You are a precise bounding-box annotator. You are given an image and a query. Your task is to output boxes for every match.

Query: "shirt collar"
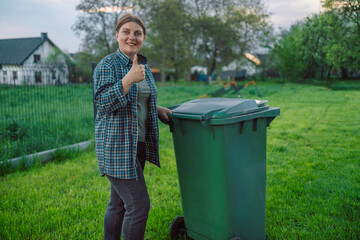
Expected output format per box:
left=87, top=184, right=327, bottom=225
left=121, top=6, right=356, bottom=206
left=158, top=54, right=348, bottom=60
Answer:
left=116, top=49, right=147, bottom=66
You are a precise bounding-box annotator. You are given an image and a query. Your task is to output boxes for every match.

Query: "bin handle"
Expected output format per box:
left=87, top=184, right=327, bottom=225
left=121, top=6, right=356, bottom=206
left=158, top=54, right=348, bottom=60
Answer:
left=200, top=110, right=220, bottom=127
left=266, top=116, right=276, bottom=126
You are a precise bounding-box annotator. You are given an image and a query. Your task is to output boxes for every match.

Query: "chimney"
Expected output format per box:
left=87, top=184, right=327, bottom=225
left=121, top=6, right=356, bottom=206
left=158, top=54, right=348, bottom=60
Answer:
left=41, top=32, right=47, bottom=39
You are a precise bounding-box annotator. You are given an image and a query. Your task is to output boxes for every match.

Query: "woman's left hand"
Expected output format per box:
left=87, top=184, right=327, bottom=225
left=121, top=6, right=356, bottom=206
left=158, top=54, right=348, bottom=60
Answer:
left=157, top=106, right=172, bottom=122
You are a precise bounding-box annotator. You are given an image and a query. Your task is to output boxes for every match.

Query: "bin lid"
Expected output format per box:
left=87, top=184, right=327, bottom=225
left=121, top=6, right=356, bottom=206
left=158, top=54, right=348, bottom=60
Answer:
left=170, top=98, right=269, bottom=122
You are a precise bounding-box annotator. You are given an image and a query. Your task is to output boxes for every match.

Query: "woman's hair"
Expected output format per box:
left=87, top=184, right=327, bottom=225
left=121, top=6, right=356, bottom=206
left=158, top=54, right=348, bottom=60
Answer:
left=115, top=13, right=146, bottom=36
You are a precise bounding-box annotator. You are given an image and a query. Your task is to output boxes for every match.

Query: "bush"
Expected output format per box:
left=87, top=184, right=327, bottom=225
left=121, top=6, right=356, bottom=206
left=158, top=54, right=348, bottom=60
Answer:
left=331, top=83, right=360, bottom=90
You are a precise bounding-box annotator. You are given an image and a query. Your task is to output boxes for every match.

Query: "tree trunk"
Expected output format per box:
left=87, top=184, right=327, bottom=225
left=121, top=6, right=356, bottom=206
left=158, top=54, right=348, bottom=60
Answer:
left=174, top=69, right=179, bottom=83
left=341, top=67, right=348, bottom=79
left=325, top=66, right=333, bottom=87
left=100, top=14, right=111, bottom=54
left=207, top=49, right=217, bottom=84
left=326, top=66, right=332, bottom=80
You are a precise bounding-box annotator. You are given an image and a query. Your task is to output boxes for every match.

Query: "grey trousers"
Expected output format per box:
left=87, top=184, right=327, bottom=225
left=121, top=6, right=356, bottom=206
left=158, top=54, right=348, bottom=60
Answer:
left=104, top=142, right=150, bottom=240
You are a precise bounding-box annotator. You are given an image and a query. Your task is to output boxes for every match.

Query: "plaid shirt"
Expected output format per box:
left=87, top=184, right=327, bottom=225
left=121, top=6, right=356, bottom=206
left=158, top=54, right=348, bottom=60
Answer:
left=93, top=49, right=160, bottom=179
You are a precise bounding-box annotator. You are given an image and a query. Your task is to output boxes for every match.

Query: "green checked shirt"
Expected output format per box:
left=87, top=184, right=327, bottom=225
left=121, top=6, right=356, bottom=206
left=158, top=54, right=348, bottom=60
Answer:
left=93, top=49, right=160, bottom=179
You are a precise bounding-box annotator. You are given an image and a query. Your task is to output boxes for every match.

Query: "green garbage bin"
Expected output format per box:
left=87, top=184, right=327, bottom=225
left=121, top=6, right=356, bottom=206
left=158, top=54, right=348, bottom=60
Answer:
left=168, top=98, right=280, bottom=240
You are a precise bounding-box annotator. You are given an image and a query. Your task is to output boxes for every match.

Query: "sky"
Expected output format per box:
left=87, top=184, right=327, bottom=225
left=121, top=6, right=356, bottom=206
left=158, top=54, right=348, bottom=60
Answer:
left=0, top=0, right=322, bottom=53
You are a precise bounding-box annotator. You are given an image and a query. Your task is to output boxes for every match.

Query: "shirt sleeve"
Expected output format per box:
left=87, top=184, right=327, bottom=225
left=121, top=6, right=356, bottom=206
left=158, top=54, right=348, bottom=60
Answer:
left=93, top=61, right=130, bottom=114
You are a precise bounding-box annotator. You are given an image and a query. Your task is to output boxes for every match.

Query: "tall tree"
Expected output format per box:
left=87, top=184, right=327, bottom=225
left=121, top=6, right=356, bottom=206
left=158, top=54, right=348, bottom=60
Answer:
left=72, top=0, right=272, bottom=84
left=322, top=0, right=360, bottom=76
left=271, top=24, right=305, bottom=82
left=322, top=0, right=360, bottom=33
left=299, top=14, right=332, bottom=80
left=138, top=0, right=195, bottom=83
left=271, top=15, right=335, bottom=82
left=270, top=7, right=360, bottom=82
left=72, top=0, right=133, bottom=55
left=138, top=0, right=271, bottom=83
left=184, top=0, right=272, bottom=83
left=46, top=48, right=75, bottom=82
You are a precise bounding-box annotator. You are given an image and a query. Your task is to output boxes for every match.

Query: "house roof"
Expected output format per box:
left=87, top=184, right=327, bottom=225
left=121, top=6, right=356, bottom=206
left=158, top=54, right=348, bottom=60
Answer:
left=0, top=33, right=56, bottom=65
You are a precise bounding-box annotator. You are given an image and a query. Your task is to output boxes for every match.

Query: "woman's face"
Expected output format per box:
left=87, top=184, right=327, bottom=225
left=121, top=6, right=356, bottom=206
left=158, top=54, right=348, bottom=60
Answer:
left=116, top=21, right=145, bottom=60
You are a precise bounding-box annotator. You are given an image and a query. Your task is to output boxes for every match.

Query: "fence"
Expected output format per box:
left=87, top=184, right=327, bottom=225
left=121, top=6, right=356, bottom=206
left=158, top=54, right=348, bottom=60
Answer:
left=0, top=62, right=69, bottom=86
left=0, top=64, right=94, bottom=162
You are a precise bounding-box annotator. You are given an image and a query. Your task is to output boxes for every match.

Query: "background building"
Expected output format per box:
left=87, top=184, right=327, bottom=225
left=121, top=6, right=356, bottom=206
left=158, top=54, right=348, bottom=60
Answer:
left=0, top=33, right=69, bottom=85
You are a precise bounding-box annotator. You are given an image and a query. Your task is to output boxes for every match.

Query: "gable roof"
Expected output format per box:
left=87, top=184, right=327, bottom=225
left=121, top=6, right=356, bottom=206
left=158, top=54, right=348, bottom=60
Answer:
left=0, top=33, right=56, bottom=65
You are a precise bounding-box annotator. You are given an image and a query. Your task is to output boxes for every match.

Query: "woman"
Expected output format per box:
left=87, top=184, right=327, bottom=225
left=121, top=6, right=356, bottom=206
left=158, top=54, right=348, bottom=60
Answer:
left=93, top=13, right=171, bottom=240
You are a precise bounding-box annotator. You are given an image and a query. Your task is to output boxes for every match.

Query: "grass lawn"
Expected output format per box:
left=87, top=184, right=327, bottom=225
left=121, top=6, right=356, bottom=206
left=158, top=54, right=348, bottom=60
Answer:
left=0, top=84, right=94, bottom=162
left=0, top=81, right=359, bottom=239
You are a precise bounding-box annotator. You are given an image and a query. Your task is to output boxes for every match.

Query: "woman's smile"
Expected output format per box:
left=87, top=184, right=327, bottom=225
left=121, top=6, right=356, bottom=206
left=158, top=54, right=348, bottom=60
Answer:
left=116, top=22, right=144, bottom=60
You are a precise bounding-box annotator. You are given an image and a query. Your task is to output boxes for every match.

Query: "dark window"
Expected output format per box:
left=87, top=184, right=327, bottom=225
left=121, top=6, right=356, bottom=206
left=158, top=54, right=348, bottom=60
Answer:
left=3, top=71, right=7, bottom=82
left=34, top=55, right=41, bottom=63
left=13, top=71, right=18, bottom=81
left=35, top=72, right=42, bottom=83
left=52, top=70, right=56, bottom=79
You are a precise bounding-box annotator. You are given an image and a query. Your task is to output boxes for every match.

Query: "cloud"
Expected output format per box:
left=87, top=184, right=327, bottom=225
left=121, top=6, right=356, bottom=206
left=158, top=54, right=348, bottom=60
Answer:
left=267, top=0, right=322, bottom=29
left=0, top=0, right=81, bottom=52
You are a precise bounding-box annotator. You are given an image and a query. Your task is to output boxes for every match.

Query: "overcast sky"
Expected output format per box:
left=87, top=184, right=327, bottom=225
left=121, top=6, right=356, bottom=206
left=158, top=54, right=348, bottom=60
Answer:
left=0, top=0, right=322, bottom=53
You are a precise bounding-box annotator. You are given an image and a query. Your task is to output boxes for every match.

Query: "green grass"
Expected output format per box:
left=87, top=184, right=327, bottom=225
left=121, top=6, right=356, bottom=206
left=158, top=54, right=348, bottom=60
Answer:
left=0, top=82, right=359, bottom=239
left=0, top=84, right=94, bottom=162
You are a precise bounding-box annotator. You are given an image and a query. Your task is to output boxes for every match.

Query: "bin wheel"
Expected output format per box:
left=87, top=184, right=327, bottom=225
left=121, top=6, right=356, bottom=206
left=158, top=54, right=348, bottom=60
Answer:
left=170, top=216, right=188, bottom=240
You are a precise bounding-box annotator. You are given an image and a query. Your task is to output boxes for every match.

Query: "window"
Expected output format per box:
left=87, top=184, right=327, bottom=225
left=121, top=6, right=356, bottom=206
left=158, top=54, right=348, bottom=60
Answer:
left=3, top=71, right=7, bottom=82
left=51, top=70, right=56, bottom=79
left=35, top=71, right=42, bottom=83
left=34, top=55, right=41, bottom=63
left=13, top=71, right=18, bottom=81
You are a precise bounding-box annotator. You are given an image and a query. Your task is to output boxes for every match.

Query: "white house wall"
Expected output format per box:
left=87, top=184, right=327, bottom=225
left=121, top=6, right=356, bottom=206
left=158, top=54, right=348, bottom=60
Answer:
left=24, top=41, right=69, bottom=85
left=1, top=65, right=23, bottom=85
left=222, top=60, right=257, bottom=76
left=23, top=40, right=53, bottom=65
left=1, top=34, right=70, bottom=85
left=20, top=40, right=69, bottom=85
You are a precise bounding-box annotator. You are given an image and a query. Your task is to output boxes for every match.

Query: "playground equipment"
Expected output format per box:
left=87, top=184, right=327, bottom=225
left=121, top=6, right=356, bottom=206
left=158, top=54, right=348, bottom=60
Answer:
left=199, top=80, right=262, bottom=98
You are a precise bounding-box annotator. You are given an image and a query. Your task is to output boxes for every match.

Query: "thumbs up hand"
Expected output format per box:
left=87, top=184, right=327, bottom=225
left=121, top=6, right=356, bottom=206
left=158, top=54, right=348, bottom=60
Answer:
left=121, top=54, right=146, bottom=94
left=128, top=54, right=145, bottom=84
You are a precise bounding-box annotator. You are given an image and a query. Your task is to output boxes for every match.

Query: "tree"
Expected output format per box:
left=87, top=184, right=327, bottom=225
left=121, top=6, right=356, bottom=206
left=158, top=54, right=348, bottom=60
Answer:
left=298, top=14, right=333, bottom=80
left=271, top=14, right=337, bottom=82
left=138, top=0, right=195, bottom=83
left=322, top=0, right=360, bottom=76
left=270, top=7, right=360, bottom=82
left=72, top=50, right=97, bottom=83
left=270, top=24, right=305, bottom=82
left=72, top=0, right=133, bottom=56
left=227, top=5, right=273, bottom=78
left=322, top=0, right=360, bottom=33
left=46, top=47, right=74, bottom=83
left=138, top=0, right=272, bottom=84
left=184, top=0, right=272, bottom=83
left=72, top=0, right=272, bottom=84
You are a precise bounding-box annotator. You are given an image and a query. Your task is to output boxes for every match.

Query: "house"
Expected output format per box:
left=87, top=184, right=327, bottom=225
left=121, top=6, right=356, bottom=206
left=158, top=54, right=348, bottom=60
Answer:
left=0, top=33, right=69, bottom=85
left=221, top=53, right=263, bottom=80
left=190, top=53, right=264, bottom=82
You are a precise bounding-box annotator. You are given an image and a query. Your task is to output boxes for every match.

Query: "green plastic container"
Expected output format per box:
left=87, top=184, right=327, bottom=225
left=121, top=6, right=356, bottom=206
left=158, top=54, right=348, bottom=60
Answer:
left=168, top=98, right=280, bottom=240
